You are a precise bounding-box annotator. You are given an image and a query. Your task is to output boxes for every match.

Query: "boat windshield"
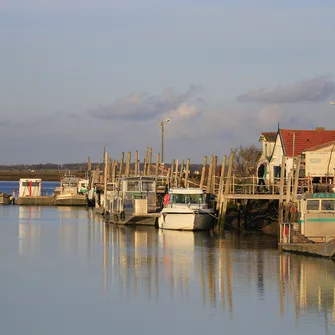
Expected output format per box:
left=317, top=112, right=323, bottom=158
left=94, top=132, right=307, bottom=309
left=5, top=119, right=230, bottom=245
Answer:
left=172, top=193, right=205, bottom=204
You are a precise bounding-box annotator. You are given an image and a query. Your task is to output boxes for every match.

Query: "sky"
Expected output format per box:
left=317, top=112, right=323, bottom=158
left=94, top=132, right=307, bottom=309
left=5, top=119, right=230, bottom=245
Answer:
left=1, top=1, right=335, bottom=164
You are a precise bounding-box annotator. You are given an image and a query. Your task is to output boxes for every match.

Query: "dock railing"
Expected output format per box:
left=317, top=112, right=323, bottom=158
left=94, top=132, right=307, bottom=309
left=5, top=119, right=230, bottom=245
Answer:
left=215, top=175, right=313, bottom=196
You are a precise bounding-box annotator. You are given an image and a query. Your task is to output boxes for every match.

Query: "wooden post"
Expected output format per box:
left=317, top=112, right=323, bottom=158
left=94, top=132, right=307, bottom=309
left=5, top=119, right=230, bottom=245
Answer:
left=174, top=159, right=179, bottom=188
left=112, top=160, right=117, bottom=183
left=143, top=146, right=148, bottom=176
left=135, top=151, right=139, bottom=176
left=217, top=155, right=226, bottom=204
left=119, top=152, right=124, bottom=178
left=155, top=153, right=160, bottom=178
left=170, top=159, right=175, bottom=185
left=212, top=156, right=217, bottom=194
left=179, top=160, right=185, bottom=188
left=184, top=159, right=190, bottom=188
left=207, top=155, right=214, bottom=194
left=88, top=156, right=91, bottom=171
left=103, top=151, right=109, bottom=214
left=285, top=171, right=292, bottom=222
left=125, top=151, right=131, bottom=177
left=147, top=147, right=152, bottom=176
left=278, top=155, right=286, bottom=240
left=220, top=152, right=234, bottom=225
left=200, top=156, right=207, bottom=190
left=292, top=156, right=301, bottom=200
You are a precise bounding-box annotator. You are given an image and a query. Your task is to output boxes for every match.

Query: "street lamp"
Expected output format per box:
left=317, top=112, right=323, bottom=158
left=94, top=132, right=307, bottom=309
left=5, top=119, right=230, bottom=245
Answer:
left=160, top=119, right=170, bottom=164
left=330, top=101, right=335, bottom=105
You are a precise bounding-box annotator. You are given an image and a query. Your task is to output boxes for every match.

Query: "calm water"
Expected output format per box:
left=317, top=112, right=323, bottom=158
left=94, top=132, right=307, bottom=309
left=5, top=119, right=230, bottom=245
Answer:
left=0, top=180, right=59, bottom=197
left=0, top=205, right=335, bottom=335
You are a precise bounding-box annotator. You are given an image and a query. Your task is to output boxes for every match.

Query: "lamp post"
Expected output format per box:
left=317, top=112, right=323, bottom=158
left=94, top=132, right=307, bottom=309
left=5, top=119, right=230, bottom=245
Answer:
left=330, top=101, right=335, bottom=105
left=160, top=119, right=170, bottom=165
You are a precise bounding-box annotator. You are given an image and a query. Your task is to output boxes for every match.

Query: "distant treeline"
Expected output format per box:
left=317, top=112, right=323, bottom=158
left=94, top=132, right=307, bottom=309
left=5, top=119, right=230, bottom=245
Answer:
left=0, top=162, right=205, bottom=172
left=0, top=163, right=97, bottom=171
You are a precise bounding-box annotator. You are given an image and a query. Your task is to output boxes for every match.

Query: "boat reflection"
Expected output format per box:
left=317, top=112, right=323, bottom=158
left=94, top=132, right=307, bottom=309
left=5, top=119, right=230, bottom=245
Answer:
left=280, top=253, right=335, bottom=326
left=18, top=206, right=41, bottom=255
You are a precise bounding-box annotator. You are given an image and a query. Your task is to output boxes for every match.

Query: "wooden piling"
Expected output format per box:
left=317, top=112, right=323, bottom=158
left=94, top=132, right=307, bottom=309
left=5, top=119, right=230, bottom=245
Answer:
left=220, top=152, right=234, bottom=224
left=170, top=159, right=175, bottom=184
left=278, top=155, right=286, bottom=239
left=174, top=159, right=179, bottom=188
left=125, top=151, right=131, bottom=177
left=200, top=156, right=207, bottom=190
left=217, top=155, right=226, bottom=204
left=292, top=156, right=301, bottom=200
left=207, top=156, right=214, bottom=194
left=119, top=152, right=124, bottom=178
left=155, top=153, right=160, bottom=178
left=88, top=156, right=91, bottom=171
left=135, top=151, right=139, bottom=176
left=184, top=159, right=190, bottom=188
left=147, top=147, right=152, bottom=176
left=212, top=156, right=217, bottom=194
left=103, top=151, right=109, bottom=214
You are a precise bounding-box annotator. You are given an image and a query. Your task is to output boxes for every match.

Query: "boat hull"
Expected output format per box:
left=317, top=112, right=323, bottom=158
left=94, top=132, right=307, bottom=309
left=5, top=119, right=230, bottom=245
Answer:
left=55, top=194, right=88, bottom=206
left=158, top=210, right=216, bottom=231
left=0, top=193, right=13, bottom=205
left=106, top=212, right=159, bottom=226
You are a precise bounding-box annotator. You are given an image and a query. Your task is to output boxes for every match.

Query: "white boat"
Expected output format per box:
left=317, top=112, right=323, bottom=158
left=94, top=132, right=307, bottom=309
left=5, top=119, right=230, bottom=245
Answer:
left=158, top=188, right=217, bottom=231
left=105, top=176, right=159, bottom=225
left=55, top=175, right=88, bottom=206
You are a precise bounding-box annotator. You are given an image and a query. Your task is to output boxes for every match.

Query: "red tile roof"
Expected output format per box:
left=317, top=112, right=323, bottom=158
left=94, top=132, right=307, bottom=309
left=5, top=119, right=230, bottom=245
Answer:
left=280, top=129, right=335, bottom=157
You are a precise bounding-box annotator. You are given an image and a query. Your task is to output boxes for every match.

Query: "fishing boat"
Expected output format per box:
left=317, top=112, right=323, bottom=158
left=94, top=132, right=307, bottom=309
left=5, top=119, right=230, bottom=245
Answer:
left=55, top=175, right=88, bottom=206
left=279, top=192, right=335, bottom=257
left=158, top=188, right=217, bottom=231
left=0, top=192, right=13, bottom=205
left=105, top=176, right=159, bottom=225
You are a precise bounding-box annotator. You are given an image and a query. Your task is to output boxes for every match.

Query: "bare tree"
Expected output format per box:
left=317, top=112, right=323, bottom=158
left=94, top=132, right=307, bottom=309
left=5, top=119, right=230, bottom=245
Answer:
left=231, top=144, right=261, bottom=177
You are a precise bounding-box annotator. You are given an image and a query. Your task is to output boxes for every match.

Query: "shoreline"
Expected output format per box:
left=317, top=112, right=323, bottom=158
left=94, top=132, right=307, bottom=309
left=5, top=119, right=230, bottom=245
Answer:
left=0, top=170, right=88, bottom=182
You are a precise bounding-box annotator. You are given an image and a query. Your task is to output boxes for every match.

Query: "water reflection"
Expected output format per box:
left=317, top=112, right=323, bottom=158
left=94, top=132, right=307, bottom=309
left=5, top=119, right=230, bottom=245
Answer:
left=11, top=207, right=335, bottom=333
left=281, top=254, right=335, bottom=329
left=18, top=207, right=41, bottom=255
left=101, top=225, right=335, bottom=330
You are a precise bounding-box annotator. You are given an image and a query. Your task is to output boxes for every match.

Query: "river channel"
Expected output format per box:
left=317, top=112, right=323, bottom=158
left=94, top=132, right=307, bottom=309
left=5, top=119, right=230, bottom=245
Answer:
left=0, top=205, right=334, bottom=335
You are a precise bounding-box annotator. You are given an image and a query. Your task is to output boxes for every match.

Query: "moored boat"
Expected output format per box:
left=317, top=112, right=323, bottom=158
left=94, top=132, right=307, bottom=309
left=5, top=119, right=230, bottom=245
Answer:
left=158, top=188, right=217, bottom=231
left=0, top=192, right=13, bottom=205
left=55, top=175, right=88, bottom=206
left=105, top=176, right=159, bottom=225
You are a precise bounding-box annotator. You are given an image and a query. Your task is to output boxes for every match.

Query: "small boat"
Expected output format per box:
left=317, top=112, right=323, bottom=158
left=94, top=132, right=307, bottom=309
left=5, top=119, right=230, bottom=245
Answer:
left=55, top=175, right=88, bottom=206
left=0, top=192, right=13, bottom=205
left=279, top=192, right=335, bottom=258
left=105, top=176, right=159, bottom=225
left=158, top=188, right=217, bottom=231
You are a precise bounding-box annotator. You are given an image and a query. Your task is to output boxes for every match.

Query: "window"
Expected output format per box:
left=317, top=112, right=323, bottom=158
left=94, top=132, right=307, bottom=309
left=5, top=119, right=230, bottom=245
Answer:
left=321, top=200, right=335, bottom=211
left=142, top=181, right=155, bottom=192
left=127, top=181, right=140, bottom=192
left=189, top=194, right=205, bottom=204
left=306, top=200, right=320, bottom=211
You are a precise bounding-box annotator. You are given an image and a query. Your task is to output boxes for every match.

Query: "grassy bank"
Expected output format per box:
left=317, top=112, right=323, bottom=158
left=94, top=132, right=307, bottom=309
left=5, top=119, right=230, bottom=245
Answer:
left=0, top=170, right=88, bottom=181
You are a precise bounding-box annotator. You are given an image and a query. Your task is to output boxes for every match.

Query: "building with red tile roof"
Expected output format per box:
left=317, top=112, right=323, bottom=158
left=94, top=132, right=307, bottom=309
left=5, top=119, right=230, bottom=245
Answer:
left=279, top=128, right=335, bottom=157
left=267, top=127, right=335, bottom=181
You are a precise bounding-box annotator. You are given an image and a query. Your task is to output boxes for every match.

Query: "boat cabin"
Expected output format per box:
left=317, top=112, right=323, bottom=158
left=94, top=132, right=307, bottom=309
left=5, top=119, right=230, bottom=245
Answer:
left=165, top=188, right=208, bottom=209
left=298, top=192, right=335, bottom=241
left=107, top=176, right=157, bottom=215
left=78, top=179, right=89, bottom=194
left=19, top=179, right=42, bottom=197
left=61, top=176, right=79, bottom=195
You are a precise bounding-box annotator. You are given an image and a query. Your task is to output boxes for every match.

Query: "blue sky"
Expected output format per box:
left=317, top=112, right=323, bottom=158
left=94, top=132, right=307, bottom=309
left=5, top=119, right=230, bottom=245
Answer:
left=1, top=1, right=335, bottom=164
